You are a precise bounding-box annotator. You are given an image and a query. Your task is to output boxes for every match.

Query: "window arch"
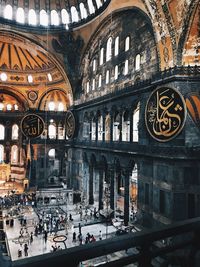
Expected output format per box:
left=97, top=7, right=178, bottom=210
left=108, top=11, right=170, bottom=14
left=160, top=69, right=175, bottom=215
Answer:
left=11, top=145, right=18, bottom=164
left=133, top=104, right=140, bottom=142
left=96, top=0, right=102, bottom=8
left=113, top=113, right=120, bottom=141
left=98, top=115, right=103, bottom=141
left=91, top=117, right=96, bottom=141
left=98, top=75, right=102, bottom=88
left=114, top=36, right=119, bottom=56
left=58, top=102, right=64, bottom=111
left=122, top=111, right=130, bottom=141
left=61, top=9, right=70, bottom=25
left=48, top=121, right=56, bottom=139
left=86, top=81, right=90, bottom=93
left=4, top=5, right=13, bottom=20
left=12, top=124, right=19, bottom=140
left=100, top=48, right=104, bottom=65
left=58, top=123, right=65, bottom=139
left=71, top=6, right=79, bottom=22
left=40, top=10, right=48, bottom=26
left=106, top=37, right=112, bottom=62
left=0, top=125, right=5, bottom=140
left=93, top=59, right=96, bottom=72
left=51, top=10, right=59, bottom=25
left=114, top=65, right=119, bottom=80
left=80, top=3, right=87, bottom=19
left=124, top=60, right=129, bottom=75
left=135, top=54, right=141, bottom=70
left=48, top=102, right=55, bottom=111
left=16, top=8, right=25, bottom=23
left=28, top=9, right=37, bottom=25
left=125, top=36, right=130, bottom=51
left=88, top=0, right=95, bottom=14
left=0, top=145, right=4, bottom=163
left=105, top=114, right=110, bottom=141
left=92, top=78, right=96, bottom=90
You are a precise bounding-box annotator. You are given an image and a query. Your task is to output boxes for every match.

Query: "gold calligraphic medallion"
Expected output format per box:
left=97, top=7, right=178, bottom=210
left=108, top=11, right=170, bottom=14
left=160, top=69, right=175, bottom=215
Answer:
left=145, top=87, right=186, bottom=142
left=21, top=114, right=44, bottom=138
left=65, top=111, right=75, bottom=139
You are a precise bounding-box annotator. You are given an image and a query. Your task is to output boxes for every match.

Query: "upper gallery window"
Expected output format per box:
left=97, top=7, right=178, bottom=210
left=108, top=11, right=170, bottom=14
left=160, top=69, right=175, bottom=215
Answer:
left=125, top=36, right=130, bottom=51
left=28, top=9, right=37, bottom=25
left=86, top=81, right=90, bottom=93
left=135, top=54, right=141, bottom=70
left=12, top=124, right=19, bottom=140
left=88, top=0, right=95, bottom=14
left=51, top=10, right=59, bottom=25
left=106, top=70, right=110, bottom=84
left=106, top=37, right=112, bottom=62
left=61, top=9, right=70, bottom=25
left=98, top=75, right=102, bottom=88
left=11, top=145, right=18, bottom=164
left=124, top=60, right=129, bottom=75
left=114, top=36, right=119, bottom=56
left=4, top=5, right=13, bottom=20
left=40, top=10, right=48, bottom=26
left=47, top=73, right=52, bottom=82
left=100, top=48, right=104, bottom=65
left=80, top=3, right=88, bottom=19
left=48, top=102, right=55, bottom=111
left=0, top=103, right=4, bottom=110
left=114, top=65, right=119, bottom=80
left=28, top=75, right=33, bottom=83
left=71, top=6, right=79, bottom=23
left=7, top=104, right=12, bottom=111
left=93, top=59, right=96, bottom=72
left=48, top=121, right=56, bottom=139
left=92, top=78, right=96, bottom=90
left=0, top=125, right=5, bottom=140
left=16, top=8, right=25, bottom=24
left=58, top=102, right=64, bottom=111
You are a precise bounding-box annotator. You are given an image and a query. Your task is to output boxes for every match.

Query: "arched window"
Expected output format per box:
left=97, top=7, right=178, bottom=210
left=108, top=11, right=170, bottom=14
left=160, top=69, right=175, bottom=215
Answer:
left=80, top=3, right=87, bottom=19
left=0, top=125, right=5, bottom=140
left=86, top=81, right=90, bottom=93
left=48, top=121, right=56, bottom=139
left=114, top=65, right=119, bottom=80
left=125, top=36, right=130, bottom=51
left=12, top=124, right=19, bottom=140
left=40, top=10, right=48, bottom=26
left=28, top=9, right=37, bottom=25
left=14, top=104, right=18, bottom=111
left=135, top=54, right=141, bottom=71
left=106, top=37, right=112, bottom=62
left=88, top=0, right=95, bottom=14
left=133, top=105, right=140, bottom=142
left=92, top=78, right=95, bottom=90
left=105, top=114, right=110, bottom=141
left=114, top=36, right=119, bottom=56
left=91, top=118, right=96, bottom=141
left=98, top=75, right=102, bottom=88
left=48, top=149, right=55, bottom=158
left=58, top=102, right=64, bottom=111
left=71, top=6, right=79, bottom=22
left=98, top=115, right=103, bottom=141
left=48, top=102, right=55, bottom=111
left=100, top=48, right=104, bottom=65
left=113, top=113, right=120, bottom=141
left=4, top=5, right=13, bottom=20
left=51, top=10, right=59, bottom=25
left=124, top=60, right=129, bottom=75
left=106, top=70, right=110, bottom=84
left=11, top=145, right=18, bottom=164
left=96, top=0, right=102, bottom=8
left=16, top=8, right=25, bottom=24
left=6, top=104, right=12, bottom=111
left=0, top=103, right=4, bottom=111
left=61, top=9, right=70, bottom=25
left=93, top=59, right=96, bottom=72
left=122, top=111, right=130, bottom=141
left=58, top=123, right=65, bottom=139
left=0, top=145, right=4, bottom=163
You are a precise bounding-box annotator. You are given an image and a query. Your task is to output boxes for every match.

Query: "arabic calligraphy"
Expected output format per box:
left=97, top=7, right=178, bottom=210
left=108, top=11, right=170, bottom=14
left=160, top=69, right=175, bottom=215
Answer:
left=66, top=111, right=75, bottom=139
left=145, top=87, right=186, bottom=142
left=21, top=114, right=45, bottom=138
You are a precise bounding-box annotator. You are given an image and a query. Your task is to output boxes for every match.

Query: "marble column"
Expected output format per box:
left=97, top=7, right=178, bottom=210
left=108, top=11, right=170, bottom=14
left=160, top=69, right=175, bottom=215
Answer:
left=124, top=169, right=130, bottom=226
left=99, top=168, right=104, bottom=210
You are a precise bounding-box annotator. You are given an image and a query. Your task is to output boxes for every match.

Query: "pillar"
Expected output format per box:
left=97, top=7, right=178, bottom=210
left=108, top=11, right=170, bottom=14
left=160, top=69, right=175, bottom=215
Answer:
left=119, top=112, right=123, bottom=142
left=130, top=110, right=133, bottom=142
left=89, top=164, right=94, bottom=205
left=124, top=169, right=131, bottom=226
left=99, top=168, right=104, bottom=210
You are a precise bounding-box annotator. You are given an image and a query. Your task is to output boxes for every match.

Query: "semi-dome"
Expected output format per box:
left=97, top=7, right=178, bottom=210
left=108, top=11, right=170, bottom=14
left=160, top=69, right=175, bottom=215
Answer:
left=0, top=0, right=110, bottom=30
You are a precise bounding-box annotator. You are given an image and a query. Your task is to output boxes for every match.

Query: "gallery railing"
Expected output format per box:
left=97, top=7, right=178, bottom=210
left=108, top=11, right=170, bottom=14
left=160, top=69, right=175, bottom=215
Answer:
left=12, top=216, right=200, bottom=267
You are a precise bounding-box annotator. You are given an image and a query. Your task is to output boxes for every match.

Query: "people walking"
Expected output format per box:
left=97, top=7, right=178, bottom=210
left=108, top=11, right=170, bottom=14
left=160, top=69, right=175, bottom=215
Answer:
left=24, top=243, right=28, bottom=256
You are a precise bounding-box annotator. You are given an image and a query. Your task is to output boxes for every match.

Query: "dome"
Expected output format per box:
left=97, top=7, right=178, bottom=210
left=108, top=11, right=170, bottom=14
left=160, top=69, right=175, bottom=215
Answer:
left=0, top=0, right=110, bottom=30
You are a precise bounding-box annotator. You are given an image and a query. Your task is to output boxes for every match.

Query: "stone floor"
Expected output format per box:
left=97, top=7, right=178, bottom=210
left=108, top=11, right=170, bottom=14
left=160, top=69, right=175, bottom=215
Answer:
left=2, top=203, right=138, bottom=266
